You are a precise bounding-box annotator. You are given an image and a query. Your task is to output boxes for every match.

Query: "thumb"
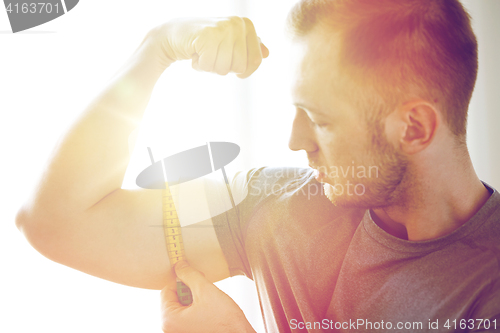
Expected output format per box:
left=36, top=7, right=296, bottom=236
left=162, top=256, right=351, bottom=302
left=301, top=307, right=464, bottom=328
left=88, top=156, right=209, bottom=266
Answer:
left=160, top=283, right=183, bottom=313
left=174, top=261, right=210, bottom=295
left=257, top=37, right=269, bottom=59
left=260, top=43, right=269, bottom=59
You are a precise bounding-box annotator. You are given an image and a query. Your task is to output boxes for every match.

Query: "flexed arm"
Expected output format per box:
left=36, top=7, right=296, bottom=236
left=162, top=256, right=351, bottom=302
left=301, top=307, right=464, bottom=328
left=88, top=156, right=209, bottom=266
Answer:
left=15, top=17, right=268, bottom=290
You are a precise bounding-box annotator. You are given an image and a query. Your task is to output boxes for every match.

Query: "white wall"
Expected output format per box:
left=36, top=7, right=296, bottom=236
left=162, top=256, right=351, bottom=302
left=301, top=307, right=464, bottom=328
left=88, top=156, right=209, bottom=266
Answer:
left=462, top=0, right=500, bottom=190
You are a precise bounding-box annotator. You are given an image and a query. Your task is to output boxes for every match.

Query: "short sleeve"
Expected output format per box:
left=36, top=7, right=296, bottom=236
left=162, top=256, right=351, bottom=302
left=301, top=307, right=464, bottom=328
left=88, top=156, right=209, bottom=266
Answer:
left=211, top=167, right=266, bottom=278
left=211, top=166, right=315, bottom=279
left=470, top=278, right=500, bottom=332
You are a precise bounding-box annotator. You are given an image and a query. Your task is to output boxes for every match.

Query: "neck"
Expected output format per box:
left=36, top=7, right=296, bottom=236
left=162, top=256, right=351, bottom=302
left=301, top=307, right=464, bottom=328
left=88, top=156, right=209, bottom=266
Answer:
left=371, top=150, right=491, bottom=241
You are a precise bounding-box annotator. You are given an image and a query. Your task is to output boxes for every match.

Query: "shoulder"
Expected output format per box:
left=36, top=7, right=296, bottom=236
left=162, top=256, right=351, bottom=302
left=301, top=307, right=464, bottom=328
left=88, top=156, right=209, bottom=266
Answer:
left=242, top=166, right=315, bottom=196
left=470, top=183, right=500, bottom=249
left=226, top=166, right=316, bottom=215
left=234, top=166, right=356, bottom=226
left=462, top=183, right=500, bottom=289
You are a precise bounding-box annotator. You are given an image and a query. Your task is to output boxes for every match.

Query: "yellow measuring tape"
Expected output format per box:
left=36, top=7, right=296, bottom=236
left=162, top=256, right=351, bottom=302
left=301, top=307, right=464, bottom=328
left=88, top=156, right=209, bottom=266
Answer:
left=162, top=183, right=193, bottom=306
left=147, top=144, right=238, bottom=307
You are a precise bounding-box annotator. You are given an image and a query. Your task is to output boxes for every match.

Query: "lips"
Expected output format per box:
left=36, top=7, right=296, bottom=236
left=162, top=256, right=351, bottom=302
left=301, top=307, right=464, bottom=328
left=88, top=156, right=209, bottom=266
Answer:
left=309, top=162, right=327, bottom=182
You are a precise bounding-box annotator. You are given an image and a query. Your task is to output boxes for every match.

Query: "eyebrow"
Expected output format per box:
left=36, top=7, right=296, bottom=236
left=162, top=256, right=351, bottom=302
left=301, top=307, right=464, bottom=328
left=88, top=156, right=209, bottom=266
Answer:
left=293, top=103, right=327, bottom=116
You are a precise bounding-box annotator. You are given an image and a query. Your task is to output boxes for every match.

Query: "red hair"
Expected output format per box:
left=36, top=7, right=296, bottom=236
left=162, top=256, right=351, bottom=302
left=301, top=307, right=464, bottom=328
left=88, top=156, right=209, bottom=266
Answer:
left=287, top=0, right=478, bottom=140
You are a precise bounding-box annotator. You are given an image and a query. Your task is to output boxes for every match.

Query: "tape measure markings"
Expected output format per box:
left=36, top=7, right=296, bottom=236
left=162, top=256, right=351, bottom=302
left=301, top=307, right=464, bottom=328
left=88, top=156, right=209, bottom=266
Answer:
left=162, top=183, right=192, bottom=305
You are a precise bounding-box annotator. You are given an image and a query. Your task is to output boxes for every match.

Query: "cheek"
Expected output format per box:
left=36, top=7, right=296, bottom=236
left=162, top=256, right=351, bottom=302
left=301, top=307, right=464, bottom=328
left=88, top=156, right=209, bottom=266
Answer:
left=383, top=111, right=403, bottom=146
left=316, top=131, right=339, bottom=161
left=318, top=128, right=368, bottom=164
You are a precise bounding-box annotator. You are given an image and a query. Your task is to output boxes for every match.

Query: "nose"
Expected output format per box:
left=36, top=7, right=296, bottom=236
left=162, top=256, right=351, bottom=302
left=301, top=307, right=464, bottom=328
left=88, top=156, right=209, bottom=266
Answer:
left=288, top=108, right=318, bottom=153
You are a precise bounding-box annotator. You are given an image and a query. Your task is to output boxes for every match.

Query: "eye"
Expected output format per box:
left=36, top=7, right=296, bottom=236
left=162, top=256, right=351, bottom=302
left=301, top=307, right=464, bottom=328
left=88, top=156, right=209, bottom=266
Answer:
left=299, top=107, right=330, bottom=128
left=310, top=120, right=329, bottom=128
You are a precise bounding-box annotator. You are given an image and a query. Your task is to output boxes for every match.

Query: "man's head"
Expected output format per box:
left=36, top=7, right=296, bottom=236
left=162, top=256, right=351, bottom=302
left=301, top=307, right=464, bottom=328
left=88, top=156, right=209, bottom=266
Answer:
left=286, top=0, right=478, bottom=208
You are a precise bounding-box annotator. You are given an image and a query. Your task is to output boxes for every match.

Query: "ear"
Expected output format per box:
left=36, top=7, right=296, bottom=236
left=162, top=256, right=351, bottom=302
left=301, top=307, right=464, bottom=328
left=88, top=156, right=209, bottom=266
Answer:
left=391, top=100, right=440, bottom=155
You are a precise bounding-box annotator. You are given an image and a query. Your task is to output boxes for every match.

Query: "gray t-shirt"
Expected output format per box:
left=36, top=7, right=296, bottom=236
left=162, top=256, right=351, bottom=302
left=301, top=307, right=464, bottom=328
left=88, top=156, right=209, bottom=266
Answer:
left=212, top=167, right=500, bottom=332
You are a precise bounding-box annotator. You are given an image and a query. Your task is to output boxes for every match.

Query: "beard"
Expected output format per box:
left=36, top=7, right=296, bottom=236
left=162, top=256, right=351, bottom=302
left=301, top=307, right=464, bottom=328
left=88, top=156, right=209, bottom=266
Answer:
left=323, top=125, right=409, bottom=209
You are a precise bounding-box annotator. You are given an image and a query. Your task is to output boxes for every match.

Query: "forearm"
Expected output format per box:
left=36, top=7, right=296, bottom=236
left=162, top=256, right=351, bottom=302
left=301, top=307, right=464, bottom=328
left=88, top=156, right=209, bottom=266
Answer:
left=18, top=34, right=170, bottom=224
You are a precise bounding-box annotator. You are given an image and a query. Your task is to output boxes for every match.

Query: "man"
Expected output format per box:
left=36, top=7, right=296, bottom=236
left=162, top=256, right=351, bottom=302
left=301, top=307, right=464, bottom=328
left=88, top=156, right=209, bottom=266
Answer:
left=16, top=0, right=499, bottom=332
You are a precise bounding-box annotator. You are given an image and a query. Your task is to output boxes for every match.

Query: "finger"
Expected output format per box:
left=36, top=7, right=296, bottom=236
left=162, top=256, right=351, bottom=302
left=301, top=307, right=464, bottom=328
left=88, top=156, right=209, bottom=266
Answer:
left=213, top=38, right=233, bottom=76
left=230, top=30, right=247, bottom=74
left=174, top=261, right=211, bottom=296
left=160, top=284, right=183, bottom=313
left=193, top=35, right=218, bottom=72
left=260, top=42, right=270, bottom=59
left=237, top=17, right=263, bottom=79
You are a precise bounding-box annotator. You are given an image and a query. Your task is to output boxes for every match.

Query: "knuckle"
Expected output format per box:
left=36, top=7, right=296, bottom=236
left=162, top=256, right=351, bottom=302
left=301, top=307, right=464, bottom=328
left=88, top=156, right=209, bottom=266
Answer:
left=177, top=265, right=191, bottom=276
left=229, top=16, right=244, bottom=30
left=242, top=17, right=255, bottom=29
left=215, top=18, right=232, bottom=31
left=185, top=268, right=199, bottom=279
left=229, top=16, right=242, bottom=24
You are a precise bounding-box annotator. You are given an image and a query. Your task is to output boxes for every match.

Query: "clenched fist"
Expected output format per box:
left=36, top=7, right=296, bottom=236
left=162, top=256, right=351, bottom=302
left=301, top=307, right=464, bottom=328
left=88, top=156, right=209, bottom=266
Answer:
left=145, top=17, right=269, bottom=78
